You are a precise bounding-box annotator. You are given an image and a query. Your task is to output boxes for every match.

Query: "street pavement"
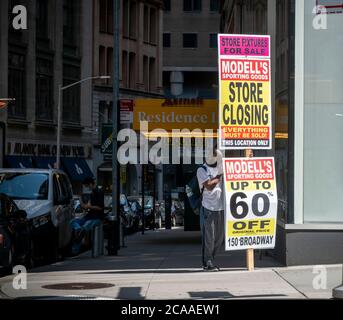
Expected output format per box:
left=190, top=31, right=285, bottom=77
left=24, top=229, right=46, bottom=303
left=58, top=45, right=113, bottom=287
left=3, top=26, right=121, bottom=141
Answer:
left=0, top=228, right=341, bottom=300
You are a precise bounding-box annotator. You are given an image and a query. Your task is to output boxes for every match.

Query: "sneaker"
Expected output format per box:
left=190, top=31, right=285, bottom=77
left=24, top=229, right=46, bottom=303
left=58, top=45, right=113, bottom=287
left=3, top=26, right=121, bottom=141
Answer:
left=203, top=265, right=218, bottom=272
left=204, top=261, right=219, bottom=272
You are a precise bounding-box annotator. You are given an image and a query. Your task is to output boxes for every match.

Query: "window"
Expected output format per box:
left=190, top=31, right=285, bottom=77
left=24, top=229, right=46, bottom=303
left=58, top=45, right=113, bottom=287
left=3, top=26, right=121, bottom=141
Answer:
left=149, top=58, right=156, bottom=92
left=163, top=0, right=171, bottom=11
left=107, top=0, right=113, bottom=33
left=0, top=173, right=49, bottom=200
left=8, top=52, right=26, bottom=119
left=122, top=51, right=128, bottom=88
left=129, top=1, right=137, bottom=39
left=123, top=0, right=129, bottom=37
left=143, top=5, right=158, bottom=44
left=210, top=0, right=220, bottom=12
left=36, top=58, right=53, bottom=121
left=183, top=0, right=202, bottom=12
left=100, top=0, right=113, bottom=34
left=209, top=33, right=217, bottom=48
left=36, top=0, right=48, bottom=39
left=123, top=1, right=137, bottom=39
left=302, top=0, right=343, bottom=223
left=143, top=55, right=149, bottom=91
left=99, top=46, right=106, bottom=77
left=163, top=33, right=171, bottom=48
left=129, top=52, right=136, bottom=89
left=183, top=33, right=198, bottom=48
left=143, top=6, right=149, bottom=42
left=100, top=0, right=107, bottom=32
left=63, top=64, right=80, bottom=124
left=63, top=0, right=76, bottom=45
left=149, top=8, right=157, bottom=44
left=107, top=48, right=113, bottom=85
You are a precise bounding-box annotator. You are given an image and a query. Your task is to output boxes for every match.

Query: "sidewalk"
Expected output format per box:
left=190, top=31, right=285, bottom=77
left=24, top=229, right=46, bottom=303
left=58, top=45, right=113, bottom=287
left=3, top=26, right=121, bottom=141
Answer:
left=0, top=228, right=341, bottom=300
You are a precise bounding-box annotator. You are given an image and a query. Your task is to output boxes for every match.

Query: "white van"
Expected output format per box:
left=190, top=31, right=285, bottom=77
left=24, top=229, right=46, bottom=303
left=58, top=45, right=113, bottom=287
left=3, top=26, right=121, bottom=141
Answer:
left=0, top=169, right=74, bottom=261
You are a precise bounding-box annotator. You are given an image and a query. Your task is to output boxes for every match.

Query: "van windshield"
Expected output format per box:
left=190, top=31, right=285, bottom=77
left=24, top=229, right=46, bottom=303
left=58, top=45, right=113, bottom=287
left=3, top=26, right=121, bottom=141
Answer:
left=0, top=173, right=49, bottom=200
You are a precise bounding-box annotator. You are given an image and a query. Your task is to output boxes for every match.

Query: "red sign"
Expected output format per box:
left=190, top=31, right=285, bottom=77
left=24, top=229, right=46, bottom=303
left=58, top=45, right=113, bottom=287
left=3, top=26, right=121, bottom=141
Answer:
left=224, top=158, right=275, bottom=181
left=316, top=0, right=343, bottom=13
left=120, top=99, right=133, bottom=124
left=220, top=59, right=270, bottom=82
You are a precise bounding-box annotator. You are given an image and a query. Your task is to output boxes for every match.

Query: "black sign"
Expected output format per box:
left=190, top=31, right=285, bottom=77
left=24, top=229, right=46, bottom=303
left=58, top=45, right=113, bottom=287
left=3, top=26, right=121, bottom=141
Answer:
left=8, top=142, right=87, bottom=158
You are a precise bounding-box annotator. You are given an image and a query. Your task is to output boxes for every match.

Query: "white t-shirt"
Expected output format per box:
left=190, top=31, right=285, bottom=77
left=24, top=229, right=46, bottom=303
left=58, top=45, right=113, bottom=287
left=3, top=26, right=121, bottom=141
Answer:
left=197, top=163, right=224, bottom=211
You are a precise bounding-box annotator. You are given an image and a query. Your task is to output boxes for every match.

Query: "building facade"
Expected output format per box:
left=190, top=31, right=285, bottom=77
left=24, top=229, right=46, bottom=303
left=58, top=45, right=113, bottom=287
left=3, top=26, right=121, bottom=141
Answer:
left=221, top=0, right=343, bottom=265
left=0, top=0, right=95, bottom=193
left=163, top=0, right=221, bottom=99
left=91, top=0, right=164, bottom=198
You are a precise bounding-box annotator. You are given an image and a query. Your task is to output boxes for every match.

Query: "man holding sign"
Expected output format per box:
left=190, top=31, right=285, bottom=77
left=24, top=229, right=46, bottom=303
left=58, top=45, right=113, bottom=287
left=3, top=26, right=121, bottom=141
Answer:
left=197, top=147, right=225, bottom=272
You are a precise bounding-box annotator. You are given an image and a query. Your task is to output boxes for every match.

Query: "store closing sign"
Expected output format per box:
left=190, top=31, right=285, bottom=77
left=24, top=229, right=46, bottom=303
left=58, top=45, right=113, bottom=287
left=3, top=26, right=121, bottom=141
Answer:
left=223, top=157, right=278, bottom=251
left=218, top=34, right=272, bottom=150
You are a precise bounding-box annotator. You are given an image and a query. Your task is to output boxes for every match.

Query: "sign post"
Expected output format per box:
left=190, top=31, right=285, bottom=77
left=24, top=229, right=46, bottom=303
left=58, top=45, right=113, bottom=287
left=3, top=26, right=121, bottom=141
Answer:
left=218, top=34, right=275, bottom=271
left=218, top=34, right=272, bottom=150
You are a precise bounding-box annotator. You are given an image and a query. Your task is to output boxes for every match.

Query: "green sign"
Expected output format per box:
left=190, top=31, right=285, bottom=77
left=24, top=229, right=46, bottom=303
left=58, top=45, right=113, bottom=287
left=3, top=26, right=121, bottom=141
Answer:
left=101, top=124, right=113, bottom=154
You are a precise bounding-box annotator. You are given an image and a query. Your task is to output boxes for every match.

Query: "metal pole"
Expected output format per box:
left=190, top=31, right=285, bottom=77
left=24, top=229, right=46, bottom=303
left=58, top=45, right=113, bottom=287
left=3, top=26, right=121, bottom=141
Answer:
left=56, top=85, right=62, bottom=169
left=153, top=165, right=156, bottom=230
left=141, top=164, right=145, bottom=235
left=109, top=0, right=120, bottom=255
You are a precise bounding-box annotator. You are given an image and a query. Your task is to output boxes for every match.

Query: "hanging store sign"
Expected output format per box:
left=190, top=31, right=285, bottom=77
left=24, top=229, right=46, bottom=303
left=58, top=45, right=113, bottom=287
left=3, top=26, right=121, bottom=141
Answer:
left=133, top=99, right=218, bottom=131
left=223, top=157, right=278, bottom=251
left=218, top=34, right=272, bottom=150
left=120, top=99, right=134, bottom=124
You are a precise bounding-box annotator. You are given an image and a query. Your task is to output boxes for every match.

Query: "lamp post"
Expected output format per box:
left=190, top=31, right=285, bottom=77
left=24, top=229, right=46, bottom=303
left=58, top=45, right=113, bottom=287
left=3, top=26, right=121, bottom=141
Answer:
left=107, top=0, right=121, bottom=256
left=56, top=76, right=110, bottom=169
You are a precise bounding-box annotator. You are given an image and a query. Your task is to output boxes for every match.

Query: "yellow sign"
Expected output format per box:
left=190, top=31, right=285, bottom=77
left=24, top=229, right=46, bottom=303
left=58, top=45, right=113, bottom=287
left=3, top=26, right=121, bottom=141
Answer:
left=133, top=99, right=218, bottom=132
left=223, top=157, right=278, bottom=251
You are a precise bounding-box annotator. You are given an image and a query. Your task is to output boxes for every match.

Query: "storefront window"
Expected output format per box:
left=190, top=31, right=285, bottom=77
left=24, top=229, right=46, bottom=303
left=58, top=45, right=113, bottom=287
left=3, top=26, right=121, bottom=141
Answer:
left=303, top=0, right=343, bottom=223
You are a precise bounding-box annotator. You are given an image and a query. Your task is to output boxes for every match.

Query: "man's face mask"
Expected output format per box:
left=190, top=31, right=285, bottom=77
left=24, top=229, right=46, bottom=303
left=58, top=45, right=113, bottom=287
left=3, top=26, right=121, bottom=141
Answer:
left=205, top=149, right=218, bottom=167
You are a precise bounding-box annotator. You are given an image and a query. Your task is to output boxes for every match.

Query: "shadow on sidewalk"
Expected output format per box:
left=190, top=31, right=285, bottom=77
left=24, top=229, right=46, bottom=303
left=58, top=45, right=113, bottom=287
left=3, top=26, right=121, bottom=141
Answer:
left=29, top=229, right=283, bottom=274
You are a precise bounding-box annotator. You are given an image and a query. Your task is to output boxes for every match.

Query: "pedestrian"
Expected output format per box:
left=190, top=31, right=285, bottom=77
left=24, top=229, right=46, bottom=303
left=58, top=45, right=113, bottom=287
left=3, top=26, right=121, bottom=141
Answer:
left=70, top=177, right=105, bottom=255
left=197, top=146, right=224, bottom=271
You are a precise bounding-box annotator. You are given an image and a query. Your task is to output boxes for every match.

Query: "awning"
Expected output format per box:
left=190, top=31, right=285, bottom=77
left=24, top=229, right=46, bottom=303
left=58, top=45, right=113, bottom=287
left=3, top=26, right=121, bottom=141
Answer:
left=33, top=157, right=56, bottom=169
left=61, top=157, right=94, bottom=183
left=4, top=156, right=33, bottom=168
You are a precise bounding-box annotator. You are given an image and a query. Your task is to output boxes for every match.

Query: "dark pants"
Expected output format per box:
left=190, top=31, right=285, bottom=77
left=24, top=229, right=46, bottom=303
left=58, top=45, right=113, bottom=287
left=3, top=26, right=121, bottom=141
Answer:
left=201, top=207, right=225, bottom=267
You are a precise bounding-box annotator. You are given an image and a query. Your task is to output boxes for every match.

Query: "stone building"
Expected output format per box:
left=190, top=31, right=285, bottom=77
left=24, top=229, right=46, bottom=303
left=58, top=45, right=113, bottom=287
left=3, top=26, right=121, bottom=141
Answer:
left=0, top=0, right=95, bottom=193
left=91, top=0, right=164, bottom=197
